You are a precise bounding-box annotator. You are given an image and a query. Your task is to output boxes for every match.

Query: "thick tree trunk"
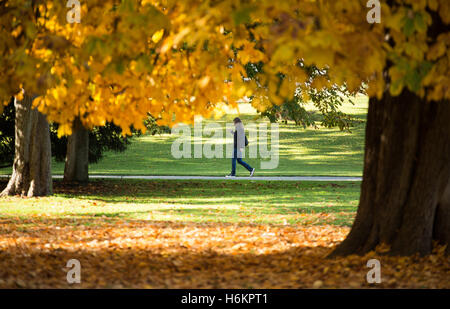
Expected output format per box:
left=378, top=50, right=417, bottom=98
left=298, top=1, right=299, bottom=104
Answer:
left=0, top=96, right=52, bottom=197
left=330, top=90, right=450, bottom=257
left=63, top=117, right=89, bottom=182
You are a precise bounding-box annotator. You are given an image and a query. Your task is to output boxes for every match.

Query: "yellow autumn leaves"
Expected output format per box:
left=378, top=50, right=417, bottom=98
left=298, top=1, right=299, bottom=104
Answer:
left=1, top=0, right=449, bottom=136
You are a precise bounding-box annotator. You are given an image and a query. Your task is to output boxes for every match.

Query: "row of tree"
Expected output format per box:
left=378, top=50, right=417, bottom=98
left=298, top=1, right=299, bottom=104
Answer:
left=0, top=97, right=128, bottom=179
left=0, top=97, right=169, bottom=188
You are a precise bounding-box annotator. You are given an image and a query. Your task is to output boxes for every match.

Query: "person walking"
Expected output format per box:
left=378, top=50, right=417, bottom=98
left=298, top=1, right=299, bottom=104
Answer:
left=226, top=117, right=255, bottom=177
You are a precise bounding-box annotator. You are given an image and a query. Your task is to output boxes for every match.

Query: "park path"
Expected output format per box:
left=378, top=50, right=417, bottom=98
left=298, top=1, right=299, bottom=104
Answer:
left=1, top=175, right=361, bottom=181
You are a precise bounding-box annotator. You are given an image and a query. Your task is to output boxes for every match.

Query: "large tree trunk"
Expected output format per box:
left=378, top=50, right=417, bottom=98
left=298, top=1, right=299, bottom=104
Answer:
left=0, top=96, right=52, bottom=197
left=330, top=90, right=450, bottom=257
left=63, top=117, right=89, bottom=182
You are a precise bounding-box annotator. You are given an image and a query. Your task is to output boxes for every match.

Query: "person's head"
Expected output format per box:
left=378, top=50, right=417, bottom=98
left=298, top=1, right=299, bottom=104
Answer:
left=233, top=117, right=242, bottom=127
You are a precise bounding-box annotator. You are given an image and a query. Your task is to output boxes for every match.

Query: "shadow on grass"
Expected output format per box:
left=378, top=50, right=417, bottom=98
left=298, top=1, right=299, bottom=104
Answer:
left=0, top=179, right=359, bottom=227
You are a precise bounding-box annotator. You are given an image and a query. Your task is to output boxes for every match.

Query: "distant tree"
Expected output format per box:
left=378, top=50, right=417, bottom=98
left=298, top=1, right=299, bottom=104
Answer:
left=50, top=122, right=130, bottom=164
left=245, top=61, right=358, bottom=131
left=0, top=100, right=131, bottom=181
left=1, top=102, right=169, bottom=182
left=52, top=120, right=131, bottom=182
left=260, top=82, right=358, bottom=132
left=142, top=114, right=171, bottom=136
left=58, top=113, right=169, bottom=182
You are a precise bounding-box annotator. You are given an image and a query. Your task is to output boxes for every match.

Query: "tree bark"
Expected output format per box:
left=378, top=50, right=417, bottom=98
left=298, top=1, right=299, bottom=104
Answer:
left=434, top=181, right=450, bottom=254
left=330, top=90, right=450, bottom=257
left=0, top=95, right=52, bottom=197
left=63, top=117, right=89, bottom=182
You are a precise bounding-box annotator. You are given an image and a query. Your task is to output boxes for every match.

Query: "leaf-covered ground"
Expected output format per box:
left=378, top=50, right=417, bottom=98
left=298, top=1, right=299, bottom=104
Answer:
left=0, top=180, right=448, bottom=288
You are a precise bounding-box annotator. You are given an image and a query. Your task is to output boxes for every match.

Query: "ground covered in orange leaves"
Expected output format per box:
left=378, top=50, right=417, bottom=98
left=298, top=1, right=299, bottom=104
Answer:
left=0, top=218, right=448, bottom=289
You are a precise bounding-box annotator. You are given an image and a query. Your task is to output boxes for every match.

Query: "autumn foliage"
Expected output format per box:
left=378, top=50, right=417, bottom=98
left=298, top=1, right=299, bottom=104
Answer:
left=1, top=0, right=449, bottom=135
left=1, top=216, right=448, bottom=288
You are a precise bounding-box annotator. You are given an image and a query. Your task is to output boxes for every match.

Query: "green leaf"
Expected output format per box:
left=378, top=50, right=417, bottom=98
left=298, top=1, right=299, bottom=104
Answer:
left=85, top=37, right=99, bottom=55
left=405, top=61, right=432, bottom=92
left=402, top=16, right=415, bottom=37
left=404, top=69, right=421, bottom=92
left=119, top=0, right=134, bottom=13
left=413, top=12, right=427, bottom=33
left=232, top=6, right=254, bottom=25
left=389, top=78, right=405, bottom=96
left=136, top=54, right=153, bottom=73
left=115, top=59, right=125, bottom=74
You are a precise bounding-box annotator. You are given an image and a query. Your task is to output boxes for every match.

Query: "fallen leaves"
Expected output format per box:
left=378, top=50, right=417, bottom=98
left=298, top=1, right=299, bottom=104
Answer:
left=0, top=218, right=448, bottom=289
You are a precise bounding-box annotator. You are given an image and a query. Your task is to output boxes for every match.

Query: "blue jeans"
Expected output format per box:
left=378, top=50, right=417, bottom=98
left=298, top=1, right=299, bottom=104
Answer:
left=231, top=150, right=253, bottom=175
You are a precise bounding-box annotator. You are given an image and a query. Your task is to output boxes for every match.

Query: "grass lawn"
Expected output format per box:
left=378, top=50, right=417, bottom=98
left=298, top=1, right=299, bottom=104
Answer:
left=0, top=179, right=360, bottom=227
left=0, top=94, right=368, bottom=177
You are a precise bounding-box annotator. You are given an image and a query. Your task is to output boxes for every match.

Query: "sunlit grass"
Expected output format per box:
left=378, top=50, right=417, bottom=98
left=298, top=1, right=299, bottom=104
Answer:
left=0, top=95, right=368, bottom=176
left=0, top=179, right=360, bottom=227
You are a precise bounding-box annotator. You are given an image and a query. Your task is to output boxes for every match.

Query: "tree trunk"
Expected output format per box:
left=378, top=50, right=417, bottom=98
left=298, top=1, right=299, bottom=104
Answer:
left=330, top=90, right=450, bottom=257
left=0, top=96, right=52, bottom=197
left=63, top=117, right=89, bottom=182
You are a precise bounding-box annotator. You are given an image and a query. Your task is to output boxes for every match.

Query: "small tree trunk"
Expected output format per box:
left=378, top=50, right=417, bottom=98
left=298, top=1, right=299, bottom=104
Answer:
left=330, top=90, right=450, bottom=257
left=0, top=96, right=52, bottom=197
left=63, top=117, right=89, bottom=182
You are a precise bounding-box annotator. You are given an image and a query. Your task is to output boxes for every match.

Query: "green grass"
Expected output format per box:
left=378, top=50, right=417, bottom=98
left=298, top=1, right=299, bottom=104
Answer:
left=0, top=179, right=360, bottom=227
left=0, top=95, right=368, bottom=177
